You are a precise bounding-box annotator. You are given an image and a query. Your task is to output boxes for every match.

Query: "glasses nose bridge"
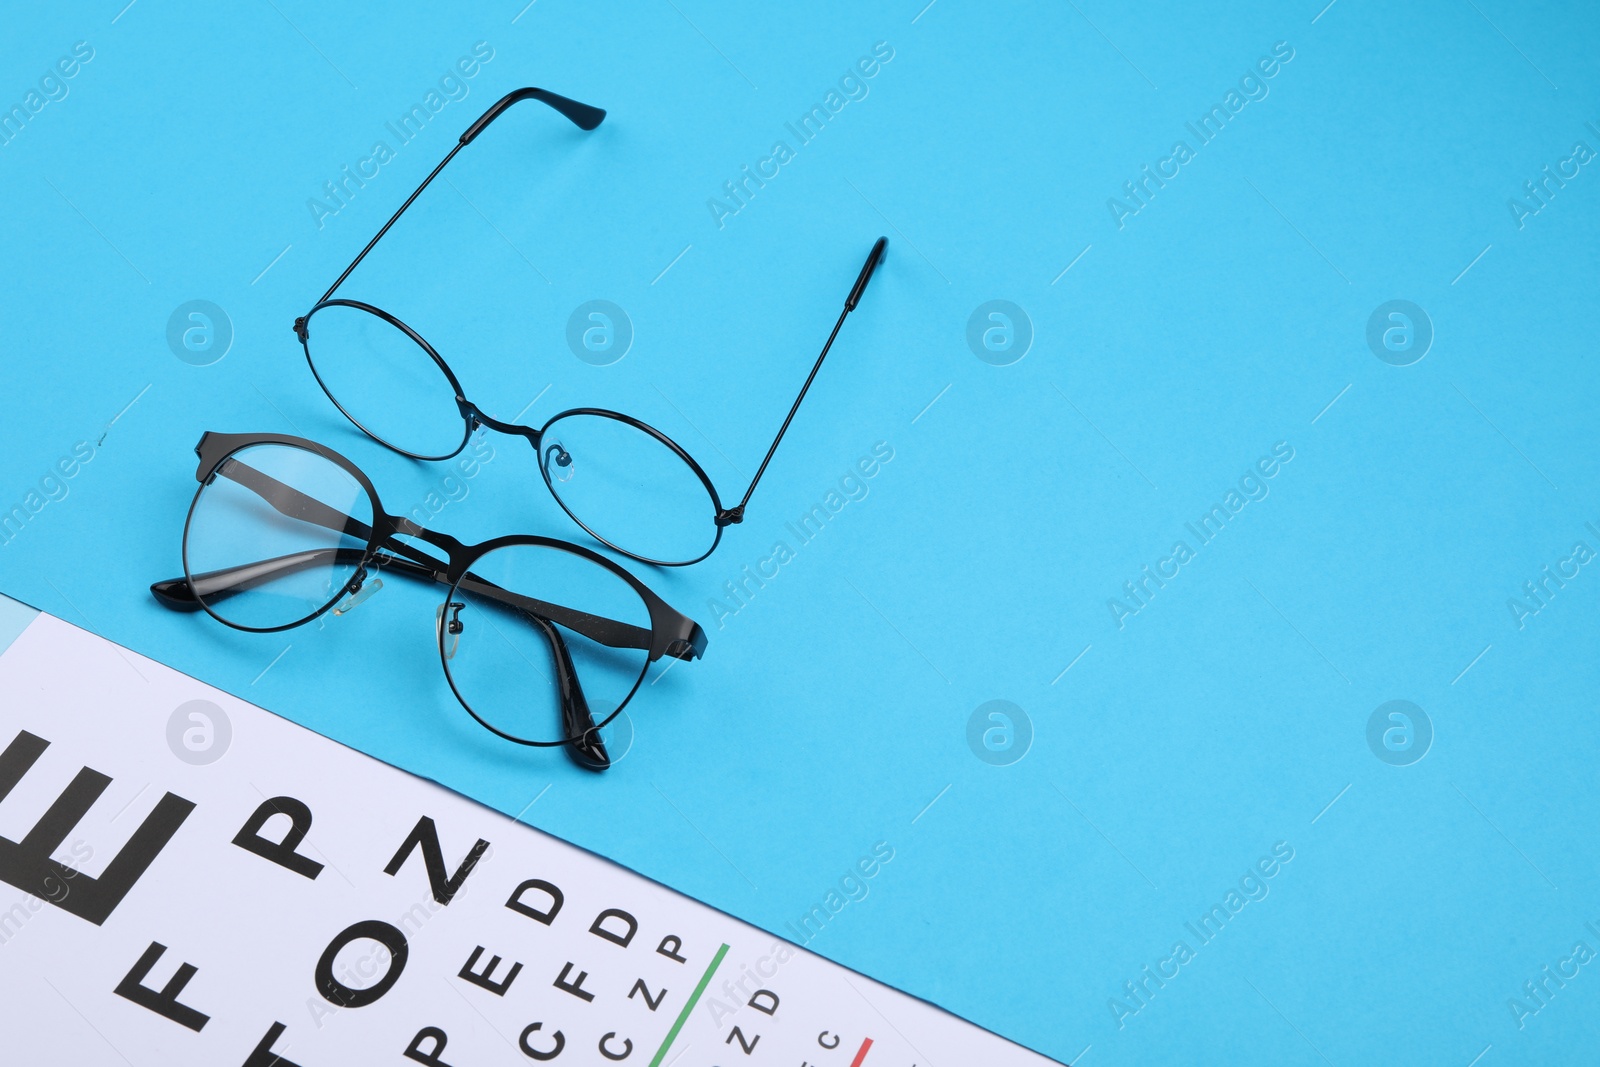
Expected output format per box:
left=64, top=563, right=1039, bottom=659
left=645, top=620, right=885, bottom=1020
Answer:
left=464, top=404, right=542, bottom=448
left=390, top=515, right=468, bottom=565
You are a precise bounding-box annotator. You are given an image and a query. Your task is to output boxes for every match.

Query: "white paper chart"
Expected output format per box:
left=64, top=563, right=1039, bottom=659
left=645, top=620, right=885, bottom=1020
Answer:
left=0, top=612, right=1058, bottom=1066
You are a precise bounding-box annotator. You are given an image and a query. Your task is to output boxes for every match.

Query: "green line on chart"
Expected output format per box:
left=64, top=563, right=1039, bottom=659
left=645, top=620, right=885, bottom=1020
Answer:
left=649, top=942, right=730, bottom=1067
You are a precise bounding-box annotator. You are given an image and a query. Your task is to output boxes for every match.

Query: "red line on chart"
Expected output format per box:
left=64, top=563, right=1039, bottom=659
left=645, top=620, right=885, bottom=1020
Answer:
left=849, top=1036, right=874, bottom=1067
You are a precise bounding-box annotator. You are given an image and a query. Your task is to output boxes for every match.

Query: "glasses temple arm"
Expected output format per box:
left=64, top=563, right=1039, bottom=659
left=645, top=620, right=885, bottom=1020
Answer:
left=163, top=460, right=688, bottom=657
left=517, top=610, right=609, bottom=768
left=311, top=88, right=607, bottom=309
left=152, top=547, right=373, bottom=606
left=313, top=142, right=465, bottom=308
left=149, top=545, right=677, bottom=658
left=459, top=87, right=605, bottom=143
left=149, top=549, right=617, bottom=769
left=723, top=237, right=887, bottom=524
left=212, top=457, right=379, bottom=542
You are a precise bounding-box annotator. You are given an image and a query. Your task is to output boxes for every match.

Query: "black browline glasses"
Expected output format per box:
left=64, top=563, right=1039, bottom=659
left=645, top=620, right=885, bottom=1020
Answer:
left=293, top=86, right=888, bottom=566
left=151, top=432, right=706, bottom=771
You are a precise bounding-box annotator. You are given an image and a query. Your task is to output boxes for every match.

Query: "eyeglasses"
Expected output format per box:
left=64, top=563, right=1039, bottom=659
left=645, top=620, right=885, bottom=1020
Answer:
left=291, top=85, right=888, bottom=566
left=150, top=431, right=706, bottom=771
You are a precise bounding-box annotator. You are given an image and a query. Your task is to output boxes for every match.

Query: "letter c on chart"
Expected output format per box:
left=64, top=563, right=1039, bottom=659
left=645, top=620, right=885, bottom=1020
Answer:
left=520, top=1022, right=565, bottom=1060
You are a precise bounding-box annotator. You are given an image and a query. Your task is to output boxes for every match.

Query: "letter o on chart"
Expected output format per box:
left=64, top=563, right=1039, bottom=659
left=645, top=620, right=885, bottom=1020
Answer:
left=315, top=920, right=409, bottom=1007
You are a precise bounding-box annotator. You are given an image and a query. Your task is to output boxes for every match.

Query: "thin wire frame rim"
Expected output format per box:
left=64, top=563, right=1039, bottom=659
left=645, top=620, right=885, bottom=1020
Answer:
left=300, top=297, right=473, bottom=462
left=302, top=302, right=726, bottom=566
left=535, top=406, right=726, bottom=568
left=293, top=86, right=887, bottom=566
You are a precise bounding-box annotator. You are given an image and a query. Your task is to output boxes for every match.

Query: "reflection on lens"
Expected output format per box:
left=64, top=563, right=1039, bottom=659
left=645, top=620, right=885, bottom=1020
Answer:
left=539, top=413, right=718, bottom=564
left=183, top=443, right=374, bottom=631
left=303, top=301, right=467, bottom=460
left=442, top=543, right=652, bottom=745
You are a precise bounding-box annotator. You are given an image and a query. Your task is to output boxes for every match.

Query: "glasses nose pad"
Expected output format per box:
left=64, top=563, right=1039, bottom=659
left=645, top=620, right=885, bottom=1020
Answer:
left=436, top=601, right=465, bottom=659
left=333, top=570, right=383, bottom=615
left=544, top=441, right=574, bottom=484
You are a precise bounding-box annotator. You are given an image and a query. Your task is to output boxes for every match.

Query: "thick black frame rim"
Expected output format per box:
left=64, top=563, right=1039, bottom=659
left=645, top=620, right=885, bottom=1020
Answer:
left=301, top=298, right=472, bottom=462
left=437, top=536, right=654, bottom=747
left=535, top=407, right=724, bottom=567
left=171, top=431, right=703, bottom=761
left=181, top=439, right=386, bottom=635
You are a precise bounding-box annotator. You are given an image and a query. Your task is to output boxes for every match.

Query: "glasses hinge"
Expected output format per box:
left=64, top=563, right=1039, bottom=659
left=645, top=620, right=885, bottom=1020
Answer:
left=292, top=316, right=308, bottom=341
left=714, top=506, right=744, bottom=528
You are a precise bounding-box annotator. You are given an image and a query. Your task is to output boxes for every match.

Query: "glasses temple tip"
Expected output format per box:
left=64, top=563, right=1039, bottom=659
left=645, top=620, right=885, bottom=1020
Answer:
left=846, top=237, right=888, bottom=312
left=150, top=577, right=204, bottom=612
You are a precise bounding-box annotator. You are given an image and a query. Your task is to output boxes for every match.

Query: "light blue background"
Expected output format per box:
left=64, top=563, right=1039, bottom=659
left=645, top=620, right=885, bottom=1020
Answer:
left=3, top=1, right=1599, bottom=1061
